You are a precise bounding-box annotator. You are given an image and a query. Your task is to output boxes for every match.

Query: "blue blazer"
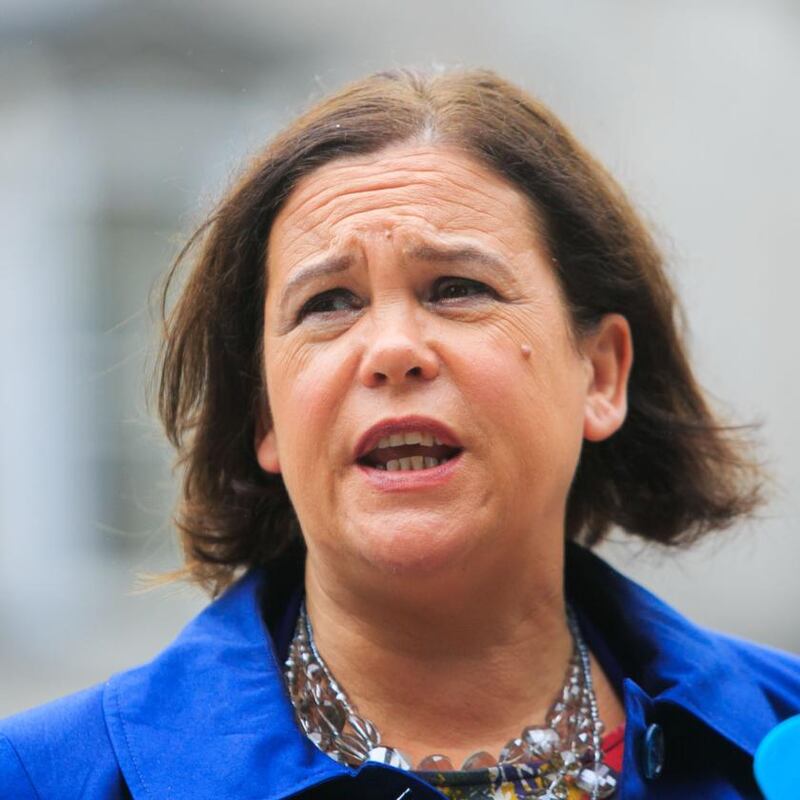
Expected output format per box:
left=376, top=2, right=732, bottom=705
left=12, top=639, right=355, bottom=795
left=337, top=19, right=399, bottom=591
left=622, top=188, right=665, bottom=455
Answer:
left=2, top=545, right=799, bottom=799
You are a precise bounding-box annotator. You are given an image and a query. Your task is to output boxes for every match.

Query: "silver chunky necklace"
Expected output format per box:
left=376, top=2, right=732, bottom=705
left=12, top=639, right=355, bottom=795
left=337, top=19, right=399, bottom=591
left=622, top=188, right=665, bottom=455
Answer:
left=284, top=600, right=619, bottom=799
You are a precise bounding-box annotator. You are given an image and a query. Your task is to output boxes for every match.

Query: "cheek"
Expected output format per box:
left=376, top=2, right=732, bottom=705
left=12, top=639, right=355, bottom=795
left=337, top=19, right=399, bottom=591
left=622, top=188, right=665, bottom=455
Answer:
left=452, top=322, right=586, bottom=473
left=265, top=340, right=355, bottom=464
left=459, top=309, right=582, bottom=401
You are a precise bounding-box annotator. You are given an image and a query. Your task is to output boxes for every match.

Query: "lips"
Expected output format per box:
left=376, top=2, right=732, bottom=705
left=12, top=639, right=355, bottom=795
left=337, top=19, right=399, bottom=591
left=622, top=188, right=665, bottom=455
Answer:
left=354, top=415, right=463, bottom=465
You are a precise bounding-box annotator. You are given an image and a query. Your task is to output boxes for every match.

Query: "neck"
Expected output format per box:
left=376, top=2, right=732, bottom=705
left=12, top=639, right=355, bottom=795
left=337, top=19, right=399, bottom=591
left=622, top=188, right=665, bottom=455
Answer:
left=303, top=540, right=573, bottom=768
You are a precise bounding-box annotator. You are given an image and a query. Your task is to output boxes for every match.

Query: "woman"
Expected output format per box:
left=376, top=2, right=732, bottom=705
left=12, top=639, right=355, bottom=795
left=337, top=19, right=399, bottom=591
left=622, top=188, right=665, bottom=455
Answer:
left=2, top=68, right=798, bottom=800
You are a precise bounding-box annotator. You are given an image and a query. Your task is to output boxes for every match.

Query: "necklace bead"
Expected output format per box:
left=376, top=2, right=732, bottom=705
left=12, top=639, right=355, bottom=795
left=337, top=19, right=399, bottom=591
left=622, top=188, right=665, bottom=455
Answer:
left=366, top=745, right=411, bottom=769
left=416, top=753, right=453, bottom=770
left=523, top=725, right=561, bottom=758
left=461, top=750, right=496, bottom=770
left=498, top=737, right=529, bottom=764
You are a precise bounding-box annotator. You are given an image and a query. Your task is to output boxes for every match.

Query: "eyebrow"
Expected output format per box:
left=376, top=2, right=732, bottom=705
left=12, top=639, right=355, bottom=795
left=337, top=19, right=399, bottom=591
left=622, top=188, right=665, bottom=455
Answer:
left=278, top=242, right=517, bottom=308
left=279, top=254, right=354, bottom=307
left=406, top=243, right=515, bottom=280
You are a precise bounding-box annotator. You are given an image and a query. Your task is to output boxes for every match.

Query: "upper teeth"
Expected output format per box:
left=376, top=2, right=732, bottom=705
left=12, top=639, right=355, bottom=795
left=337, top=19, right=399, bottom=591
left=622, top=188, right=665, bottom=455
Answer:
left=377, top=431, right=442, bottom=448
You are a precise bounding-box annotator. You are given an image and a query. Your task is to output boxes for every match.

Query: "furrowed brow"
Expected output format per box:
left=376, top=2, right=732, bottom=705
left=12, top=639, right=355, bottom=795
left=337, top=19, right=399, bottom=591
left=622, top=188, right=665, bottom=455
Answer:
left=407, top=243, right=517, bottom=283
left=276, top=243, right=517, bottom=311
left=278, top=254, right=353, bottom=307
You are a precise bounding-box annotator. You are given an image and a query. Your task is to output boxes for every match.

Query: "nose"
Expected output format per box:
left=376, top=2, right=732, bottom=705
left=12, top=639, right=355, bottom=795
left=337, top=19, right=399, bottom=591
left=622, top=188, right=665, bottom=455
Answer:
left=358, top=302, right=440, bottom=388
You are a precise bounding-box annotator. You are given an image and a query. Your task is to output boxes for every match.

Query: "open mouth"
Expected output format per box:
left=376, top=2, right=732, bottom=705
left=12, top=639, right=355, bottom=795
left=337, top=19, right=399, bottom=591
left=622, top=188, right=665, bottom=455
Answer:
left=357, top=433, right=462, bottom=472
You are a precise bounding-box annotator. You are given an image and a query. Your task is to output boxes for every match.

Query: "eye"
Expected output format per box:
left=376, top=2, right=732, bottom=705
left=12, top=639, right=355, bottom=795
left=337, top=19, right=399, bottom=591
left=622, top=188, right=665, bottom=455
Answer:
left=296, top=289, right=363, bottom=322
left=431, top=277, right=495, bottom=302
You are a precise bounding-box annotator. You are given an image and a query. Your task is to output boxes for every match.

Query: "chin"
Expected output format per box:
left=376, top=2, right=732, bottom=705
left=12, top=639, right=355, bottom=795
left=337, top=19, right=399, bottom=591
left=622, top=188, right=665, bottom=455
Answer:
left=351, top=521, right=479, bottom=577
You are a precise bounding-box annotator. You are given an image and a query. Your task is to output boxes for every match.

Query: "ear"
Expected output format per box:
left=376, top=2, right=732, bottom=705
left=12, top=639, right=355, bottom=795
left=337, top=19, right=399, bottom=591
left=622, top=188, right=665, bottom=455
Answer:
left=255, top=409, right=281, bottom=474
left=581, top=313, right=633, bottom=443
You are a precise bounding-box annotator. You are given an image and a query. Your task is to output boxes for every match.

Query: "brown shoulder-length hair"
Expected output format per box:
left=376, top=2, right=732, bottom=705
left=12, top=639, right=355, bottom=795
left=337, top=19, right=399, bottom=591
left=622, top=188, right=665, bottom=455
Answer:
left=156, top=68, right=762, bottom=596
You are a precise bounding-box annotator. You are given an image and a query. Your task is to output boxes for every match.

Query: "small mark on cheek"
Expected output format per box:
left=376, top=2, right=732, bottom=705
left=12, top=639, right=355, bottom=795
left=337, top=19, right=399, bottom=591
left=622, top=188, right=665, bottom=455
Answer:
left=521, top=343, right=532, bottom=359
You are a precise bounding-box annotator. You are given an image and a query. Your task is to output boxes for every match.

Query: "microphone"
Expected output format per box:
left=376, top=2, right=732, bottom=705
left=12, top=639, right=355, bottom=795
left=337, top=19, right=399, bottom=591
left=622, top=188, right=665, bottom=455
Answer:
left=754, top=714, right=800, bottom=798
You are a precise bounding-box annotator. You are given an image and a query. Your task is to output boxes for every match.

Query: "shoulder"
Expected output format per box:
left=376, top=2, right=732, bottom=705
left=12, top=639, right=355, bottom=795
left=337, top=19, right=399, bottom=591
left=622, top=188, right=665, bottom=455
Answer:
left=0, top=568, right=293, bottom=800
left=710, top=630, right=800, bottom=714
left=0, top=682, right=128, bottom=799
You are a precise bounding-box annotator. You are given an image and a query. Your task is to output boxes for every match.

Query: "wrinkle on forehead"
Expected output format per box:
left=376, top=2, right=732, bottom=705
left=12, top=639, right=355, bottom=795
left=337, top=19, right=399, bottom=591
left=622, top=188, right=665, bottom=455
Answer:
left=267, top=144, right=546, bottom=281
left=278, top=145, right=510, bottom=221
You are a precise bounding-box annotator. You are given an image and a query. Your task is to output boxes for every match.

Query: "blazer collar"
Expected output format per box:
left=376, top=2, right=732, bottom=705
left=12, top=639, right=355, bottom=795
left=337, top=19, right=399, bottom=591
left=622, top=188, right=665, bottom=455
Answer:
left=104, top=545, right=778, bottom=798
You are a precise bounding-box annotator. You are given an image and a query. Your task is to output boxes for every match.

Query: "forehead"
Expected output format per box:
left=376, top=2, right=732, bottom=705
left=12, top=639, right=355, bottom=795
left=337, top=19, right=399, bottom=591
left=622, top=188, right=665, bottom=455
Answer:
left=267, top=144, right=542, bottom=275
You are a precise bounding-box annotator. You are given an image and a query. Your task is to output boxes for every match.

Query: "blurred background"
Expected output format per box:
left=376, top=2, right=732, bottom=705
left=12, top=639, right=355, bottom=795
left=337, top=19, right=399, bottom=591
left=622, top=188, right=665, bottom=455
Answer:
left=1, top=0, right=799, bottom=716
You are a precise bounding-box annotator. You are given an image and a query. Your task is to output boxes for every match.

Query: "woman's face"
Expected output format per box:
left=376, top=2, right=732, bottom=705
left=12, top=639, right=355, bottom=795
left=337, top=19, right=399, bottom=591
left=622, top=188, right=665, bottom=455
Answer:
left=258, top=143, right=628, bottom=588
